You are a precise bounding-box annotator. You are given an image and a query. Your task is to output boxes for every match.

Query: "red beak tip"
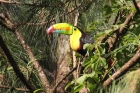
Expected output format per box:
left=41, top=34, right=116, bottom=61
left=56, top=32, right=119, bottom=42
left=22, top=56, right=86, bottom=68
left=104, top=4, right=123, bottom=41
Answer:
left=46, top=26, right=54, bottom=35
left=46, top=30, right=50, bottom=34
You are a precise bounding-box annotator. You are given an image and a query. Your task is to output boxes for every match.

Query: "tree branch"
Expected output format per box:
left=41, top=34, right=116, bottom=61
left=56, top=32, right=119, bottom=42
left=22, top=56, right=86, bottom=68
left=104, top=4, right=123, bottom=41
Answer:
left=0, top=35, right=35, bottom=92
left=0, top=0, right=32, bottom=5
left=73, top=10, right=79, bottom=79
left=0, top=0, right=62, bottom=7
left=105, top=0, right=140, bottom=53
left=0, top=11, right=51, bottom=92
left=18, top=4, right=82, bottom=26
left=112, top=11, right=120, bottom=25
left=53, top=65, right=78, bottom=92
left=103, top=0, right=140, bottom=88
left=103, top=48, right=140, bottom=88
left=106, top=11, right=134, bottom=53
left=132, top=0, right=140, bottom=13
left=0, top=84, right=30, bottom=92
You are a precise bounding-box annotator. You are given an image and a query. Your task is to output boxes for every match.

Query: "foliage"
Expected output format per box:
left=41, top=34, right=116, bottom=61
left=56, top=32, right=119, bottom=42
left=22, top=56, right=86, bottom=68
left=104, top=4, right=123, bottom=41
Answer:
left=65, top=0, right=140, bottom=93
left=0, top=0, right=140, bottom=93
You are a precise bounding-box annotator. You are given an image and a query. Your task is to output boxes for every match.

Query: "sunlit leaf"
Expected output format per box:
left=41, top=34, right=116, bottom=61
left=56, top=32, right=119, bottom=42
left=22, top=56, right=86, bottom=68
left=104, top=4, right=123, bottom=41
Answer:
left=72, top=84, right=85, bottom=93
left=76, top=75, right=86, bottom=85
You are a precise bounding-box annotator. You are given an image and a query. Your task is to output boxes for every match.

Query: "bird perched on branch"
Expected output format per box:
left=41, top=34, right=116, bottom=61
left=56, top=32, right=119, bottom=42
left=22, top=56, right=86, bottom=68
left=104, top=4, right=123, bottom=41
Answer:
left=46, top=23, right=115, bottom=72
left=47, top=23, right=94, bottom=56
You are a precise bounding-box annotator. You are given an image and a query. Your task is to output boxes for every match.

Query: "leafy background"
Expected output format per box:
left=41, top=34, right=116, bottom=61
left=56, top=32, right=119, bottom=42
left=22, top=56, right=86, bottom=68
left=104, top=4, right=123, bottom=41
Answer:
left=0, top=0, right=140, bottom=93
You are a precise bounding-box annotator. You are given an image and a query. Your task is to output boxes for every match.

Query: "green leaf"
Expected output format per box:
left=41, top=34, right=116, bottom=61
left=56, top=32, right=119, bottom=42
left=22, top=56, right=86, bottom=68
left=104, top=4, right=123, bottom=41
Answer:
left=33, top=88, right=43, bottom=93
left=83, top=55, right=98, bottom=66
left=87, top=78, right=96, bottom=92
left=85, top=71, right=95, bottom=77
left=99, top=57, right=107, bottom=66
left=116, top=52, right=123, bottom=59
left=98, top=46, right=105, bottom=55
left=83, top=43, right=91, bottom=50
left=76, top=75, right=86, bottom=84
left=7, top=67, right=13, bottom=71
left=84, top=63, right=93, bottom=72
left=104, top=5, right=112, bottom=15
left=65, top=80, right=75, bottom=90
left=72, top=84, right=85, bottom=93
left=104, top=29, right=113, bottom=34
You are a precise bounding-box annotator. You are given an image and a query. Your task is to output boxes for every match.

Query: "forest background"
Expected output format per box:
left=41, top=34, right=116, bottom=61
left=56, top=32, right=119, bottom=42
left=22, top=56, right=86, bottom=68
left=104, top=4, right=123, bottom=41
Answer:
left=0, top=0, right=140, bottom=93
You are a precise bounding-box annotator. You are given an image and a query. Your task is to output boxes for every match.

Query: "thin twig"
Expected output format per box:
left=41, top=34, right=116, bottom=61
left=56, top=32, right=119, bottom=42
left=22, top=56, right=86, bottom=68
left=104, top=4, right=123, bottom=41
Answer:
left=16, top=0, right=93, bottom=27
left=53, top=65, right=78, bottom=92
left=73, top=10, right=79, bottom=79
left=113, top=11, right=120, bottom=25
left=0, top=0, right=54, bottom=7
left=106, top=11, right=134, bottom=53
left=17, top=3, right=82, bottom=26
left=0, top=84, right=30, bottom=92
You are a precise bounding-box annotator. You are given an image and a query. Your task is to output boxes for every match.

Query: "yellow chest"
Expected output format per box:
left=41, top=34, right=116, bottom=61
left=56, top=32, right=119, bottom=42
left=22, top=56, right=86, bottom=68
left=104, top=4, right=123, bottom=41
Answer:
left=70, top=30, right=82, bottom=51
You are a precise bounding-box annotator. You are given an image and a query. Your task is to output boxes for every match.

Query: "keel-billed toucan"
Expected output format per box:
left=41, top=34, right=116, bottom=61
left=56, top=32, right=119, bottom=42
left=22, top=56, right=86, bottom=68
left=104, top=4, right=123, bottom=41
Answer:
left=47, top=23, right=94, bottom=56
left=47, top=23, right=115, bottom=72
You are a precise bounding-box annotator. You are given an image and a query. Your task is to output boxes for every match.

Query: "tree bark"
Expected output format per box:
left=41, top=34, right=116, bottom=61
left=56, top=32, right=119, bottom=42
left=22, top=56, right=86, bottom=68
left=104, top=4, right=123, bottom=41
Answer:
left=103, top=48, right=140, bottom=88
left=0, top=12, right=51, bottom=92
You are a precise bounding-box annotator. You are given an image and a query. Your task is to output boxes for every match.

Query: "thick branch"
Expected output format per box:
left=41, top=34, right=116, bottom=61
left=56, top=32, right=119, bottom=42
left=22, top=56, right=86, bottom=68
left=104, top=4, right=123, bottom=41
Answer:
left=103, top=48, right=140, bottom=87
left=105, top=1, right=140, bottom=53
left=0, top=35, right=35, bottom=92
left=0, top=12, right=51, bottom=92
left=106, top=11, right=134, bottom=52
left=14, top=30, right=51, bottom=92
left=0, top=13, right=15, bottom=31
left=133, top=0, right=140, bottom=13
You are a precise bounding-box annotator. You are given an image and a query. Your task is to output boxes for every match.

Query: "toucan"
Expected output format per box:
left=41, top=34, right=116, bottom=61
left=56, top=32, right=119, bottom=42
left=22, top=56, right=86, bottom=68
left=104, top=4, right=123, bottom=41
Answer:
left=47, top=23, right=94, bottom=56
left=47, top=23, right=115, bottom=71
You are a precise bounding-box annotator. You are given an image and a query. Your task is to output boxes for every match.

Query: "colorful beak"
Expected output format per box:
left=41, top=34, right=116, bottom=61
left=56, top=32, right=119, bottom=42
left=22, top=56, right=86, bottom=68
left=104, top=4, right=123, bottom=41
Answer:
left=47, top=26, right=55, bottom=34
left=46, top=23, right=73, bottom=35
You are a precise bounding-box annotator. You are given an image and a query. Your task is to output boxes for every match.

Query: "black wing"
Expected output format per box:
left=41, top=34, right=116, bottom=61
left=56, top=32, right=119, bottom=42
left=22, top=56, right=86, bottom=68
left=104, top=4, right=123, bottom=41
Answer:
left=76, top=34, right=94, bottom=56
left=80, top=34, right=94, bottom=44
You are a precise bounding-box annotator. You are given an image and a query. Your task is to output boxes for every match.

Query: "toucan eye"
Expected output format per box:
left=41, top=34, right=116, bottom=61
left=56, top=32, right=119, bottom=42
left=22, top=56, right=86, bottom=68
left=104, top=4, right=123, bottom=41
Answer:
left=74, top=28, right=76, bottom=31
